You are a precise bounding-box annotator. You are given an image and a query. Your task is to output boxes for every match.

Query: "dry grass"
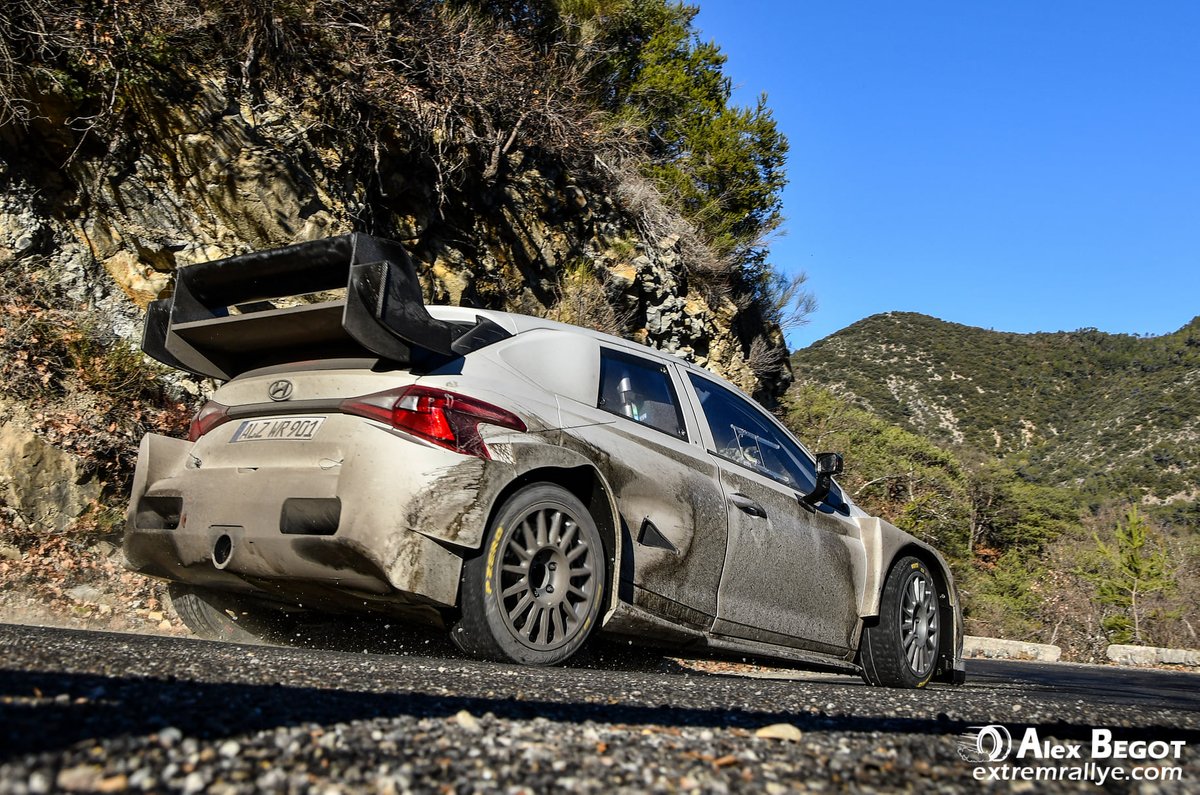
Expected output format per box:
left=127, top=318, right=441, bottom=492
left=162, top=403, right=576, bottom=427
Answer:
left=0, top=262, right=193, bottom=495
left=545, top=263, right=633, bottom=337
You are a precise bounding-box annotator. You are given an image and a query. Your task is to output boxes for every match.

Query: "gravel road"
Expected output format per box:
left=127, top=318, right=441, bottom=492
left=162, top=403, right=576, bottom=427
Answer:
left=1, top=623, right=1197, bottom=793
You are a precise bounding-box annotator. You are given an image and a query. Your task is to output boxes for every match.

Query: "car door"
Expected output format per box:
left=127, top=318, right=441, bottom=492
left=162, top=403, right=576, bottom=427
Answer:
left=556, top=346, right=728, bottom=629
left=685, top=372, right=863, bottom=655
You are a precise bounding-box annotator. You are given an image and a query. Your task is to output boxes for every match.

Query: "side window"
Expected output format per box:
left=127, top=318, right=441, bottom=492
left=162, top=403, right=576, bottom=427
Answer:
left=688, top=374, right=848, bottom=515
left=688, top=374, right=817, bottom=491
left=597, top=349, right=688, bottom=440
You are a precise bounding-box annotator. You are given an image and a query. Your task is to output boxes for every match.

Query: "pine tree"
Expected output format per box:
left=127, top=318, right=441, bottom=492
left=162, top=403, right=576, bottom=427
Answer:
left=600, top=1, right=788, bottom=262
left=458, top=0, right=800, bottom=325
left=1090, top=507, right=1174, bottom=645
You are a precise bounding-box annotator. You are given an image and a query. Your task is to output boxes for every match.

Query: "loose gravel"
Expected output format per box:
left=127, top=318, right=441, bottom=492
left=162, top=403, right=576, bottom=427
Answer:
left=1, top=624, right=1197, bottom=793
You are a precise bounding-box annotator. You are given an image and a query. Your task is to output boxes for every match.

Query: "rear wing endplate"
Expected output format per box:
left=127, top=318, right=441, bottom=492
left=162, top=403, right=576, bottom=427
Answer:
left=142, top=234, right=509, bottom=379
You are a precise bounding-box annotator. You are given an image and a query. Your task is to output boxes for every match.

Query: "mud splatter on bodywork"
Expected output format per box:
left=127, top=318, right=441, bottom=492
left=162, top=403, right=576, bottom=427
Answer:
left=401, top=458, right=494, bottom=546
left=711, top=463, right=862, bottom=653
left=382, top=530, right=463, bottom=607
left=557, top=408, right=727, bottom=625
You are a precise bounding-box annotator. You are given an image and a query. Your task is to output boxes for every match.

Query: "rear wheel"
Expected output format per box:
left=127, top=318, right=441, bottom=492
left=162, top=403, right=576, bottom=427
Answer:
left=859, top=556, right=943, bottom=688
left=452, top=484, right=605, bottom=665
left=168, top=583, right=290, bottom=644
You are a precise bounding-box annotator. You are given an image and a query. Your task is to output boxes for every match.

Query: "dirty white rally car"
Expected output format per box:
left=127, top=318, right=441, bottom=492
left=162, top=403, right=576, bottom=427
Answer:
left=125, top=234, right=964, bottom=688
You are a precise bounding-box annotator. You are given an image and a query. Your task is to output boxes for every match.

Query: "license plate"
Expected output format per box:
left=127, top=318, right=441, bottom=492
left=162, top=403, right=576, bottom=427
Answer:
left=230, top=416, right=325, bottom=443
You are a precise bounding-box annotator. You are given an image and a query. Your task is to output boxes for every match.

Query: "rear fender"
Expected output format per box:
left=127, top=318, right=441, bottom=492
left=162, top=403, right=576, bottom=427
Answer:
left=482, top=440, right=624, bottom=621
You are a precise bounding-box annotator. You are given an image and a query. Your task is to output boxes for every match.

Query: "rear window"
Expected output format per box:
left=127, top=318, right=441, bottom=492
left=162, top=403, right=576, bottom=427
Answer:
left=597, top=349, right=687, bottom=440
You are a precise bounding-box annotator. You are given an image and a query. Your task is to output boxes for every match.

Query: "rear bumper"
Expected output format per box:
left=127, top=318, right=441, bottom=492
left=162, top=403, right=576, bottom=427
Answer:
left=124, top=431, right=508, bottom=607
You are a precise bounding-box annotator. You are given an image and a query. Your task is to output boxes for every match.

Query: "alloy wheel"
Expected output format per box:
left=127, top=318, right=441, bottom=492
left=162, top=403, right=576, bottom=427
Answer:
left=899, top=568, right=940, bottom=678
left=494, top=506, right=597, bottom=652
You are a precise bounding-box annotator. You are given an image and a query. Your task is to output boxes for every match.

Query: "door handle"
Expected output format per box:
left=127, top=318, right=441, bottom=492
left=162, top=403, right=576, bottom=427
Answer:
left=729, top=492, right=767, bottom=518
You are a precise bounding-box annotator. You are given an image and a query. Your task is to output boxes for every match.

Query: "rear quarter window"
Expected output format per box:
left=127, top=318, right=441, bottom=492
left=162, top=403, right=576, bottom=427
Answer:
left=597, top=349, right=688, bottom=440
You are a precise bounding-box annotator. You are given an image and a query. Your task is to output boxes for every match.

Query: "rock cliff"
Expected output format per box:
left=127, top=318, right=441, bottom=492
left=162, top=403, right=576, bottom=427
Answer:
left=1, top=74, right=787, bottom=394
left=0, top=5, right=791, bottom=532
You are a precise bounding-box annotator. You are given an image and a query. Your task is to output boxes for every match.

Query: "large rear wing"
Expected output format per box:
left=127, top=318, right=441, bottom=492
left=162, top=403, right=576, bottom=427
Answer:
left=142, top=234, right=510, bottom=380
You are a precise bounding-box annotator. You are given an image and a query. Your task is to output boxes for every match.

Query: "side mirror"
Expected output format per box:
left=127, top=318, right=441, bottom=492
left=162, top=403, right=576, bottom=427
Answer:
left=801, top=452, right=843, bottom=511
left=816, top=452, right=843, bottom=478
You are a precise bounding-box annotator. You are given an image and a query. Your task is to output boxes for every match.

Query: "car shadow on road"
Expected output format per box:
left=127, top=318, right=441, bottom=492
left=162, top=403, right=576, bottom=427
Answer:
left=4, top=666, right=1200, bottom=762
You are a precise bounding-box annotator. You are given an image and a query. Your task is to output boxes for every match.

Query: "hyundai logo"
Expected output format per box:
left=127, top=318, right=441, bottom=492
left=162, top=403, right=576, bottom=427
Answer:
left=268, top=380, right=294, bottom=401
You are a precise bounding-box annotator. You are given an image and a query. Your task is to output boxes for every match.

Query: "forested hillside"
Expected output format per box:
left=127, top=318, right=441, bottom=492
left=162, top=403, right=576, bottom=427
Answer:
left=786, top=314, right=1200, bottom=659
left=792, top=312, right=1200, bottom=523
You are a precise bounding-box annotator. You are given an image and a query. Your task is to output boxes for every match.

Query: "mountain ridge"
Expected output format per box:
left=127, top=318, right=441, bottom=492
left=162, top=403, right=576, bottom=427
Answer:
left=791, top=311, right=1200, bottom=524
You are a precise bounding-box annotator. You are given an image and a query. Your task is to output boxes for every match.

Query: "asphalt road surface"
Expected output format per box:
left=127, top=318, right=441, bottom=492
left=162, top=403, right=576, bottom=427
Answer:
left=1, top=623, right=1197, bottom=793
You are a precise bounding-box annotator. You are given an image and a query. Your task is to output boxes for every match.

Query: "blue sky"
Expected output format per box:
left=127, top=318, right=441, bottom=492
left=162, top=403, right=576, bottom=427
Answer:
left=693, top=2, right=1200, bottom=350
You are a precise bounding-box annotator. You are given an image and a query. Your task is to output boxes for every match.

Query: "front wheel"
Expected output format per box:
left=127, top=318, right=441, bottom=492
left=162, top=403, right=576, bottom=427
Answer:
left=452, top=484, right=605, bottom=665
left=859, top=556, right=944, bottom=688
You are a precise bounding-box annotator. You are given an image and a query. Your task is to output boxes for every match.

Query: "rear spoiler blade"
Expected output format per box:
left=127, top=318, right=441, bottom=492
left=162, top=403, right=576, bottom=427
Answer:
left=141, top=234, right=508, bottom=379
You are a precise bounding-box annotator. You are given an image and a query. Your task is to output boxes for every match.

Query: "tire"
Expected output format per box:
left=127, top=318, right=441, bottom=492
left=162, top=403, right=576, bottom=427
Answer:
left=859, top=556, right=944, bottom=688
left=168, top=583, right=289, bottom=644
left=452, top=484, right=605, bottom=665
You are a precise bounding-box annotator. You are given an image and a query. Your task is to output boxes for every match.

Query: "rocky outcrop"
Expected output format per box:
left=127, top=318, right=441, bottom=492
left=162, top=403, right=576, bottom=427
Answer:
left=0, top=18, right=795, bottom=532
left=2, top=74, right=787, bottom=396
left=0, top=422, right=100, bottom=532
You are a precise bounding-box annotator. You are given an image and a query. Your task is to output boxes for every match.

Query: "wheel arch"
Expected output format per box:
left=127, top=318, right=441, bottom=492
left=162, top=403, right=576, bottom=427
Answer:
left=862, top=542, right=961, bottom=684
left=855, top=515, right=963, bottom=683
left=475, top=463, right=622, bottom=616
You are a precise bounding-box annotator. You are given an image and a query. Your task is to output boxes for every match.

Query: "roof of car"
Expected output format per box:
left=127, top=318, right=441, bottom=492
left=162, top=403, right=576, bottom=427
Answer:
left=426, top=304, right=712, bottom=375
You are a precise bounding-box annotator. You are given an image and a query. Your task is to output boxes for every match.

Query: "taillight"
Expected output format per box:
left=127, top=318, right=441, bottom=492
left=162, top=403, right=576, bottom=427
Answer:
left=340, top=385, right=526, bottom=459
left=188, top=400, right=231, bottom=442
